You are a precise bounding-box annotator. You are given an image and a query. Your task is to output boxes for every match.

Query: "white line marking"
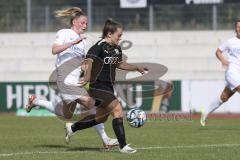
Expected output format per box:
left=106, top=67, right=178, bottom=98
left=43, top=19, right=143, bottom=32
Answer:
left=1, top=144, right=240, bottom=157
left=136, top=143, right=240, bottom=150
left=0, top=151, right=90, bottom=157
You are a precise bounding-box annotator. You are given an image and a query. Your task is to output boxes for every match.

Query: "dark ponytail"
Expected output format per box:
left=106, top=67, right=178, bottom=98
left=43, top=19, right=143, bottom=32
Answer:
left=102, top=18, right=123, bottom=39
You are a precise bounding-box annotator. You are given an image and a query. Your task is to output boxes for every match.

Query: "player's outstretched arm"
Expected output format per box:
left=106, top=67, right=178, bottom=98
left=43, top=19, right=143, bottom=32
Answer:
left=117, top=62, right=148, bottom=74
left=52, top=37, right=86, bottom=55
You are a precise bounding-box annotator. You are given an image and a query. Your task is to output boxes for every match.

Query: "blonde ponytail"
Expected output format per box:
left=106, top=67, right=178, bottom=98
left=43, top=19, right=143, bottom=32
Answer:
left=54, top=7, right=85, bottom=26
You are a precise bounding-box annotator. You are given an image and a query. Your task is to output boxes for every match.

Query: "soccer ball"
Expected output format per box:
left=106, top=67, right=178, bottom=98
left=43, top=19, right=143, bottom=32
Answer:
left=126, top=108, right=147, bottom=128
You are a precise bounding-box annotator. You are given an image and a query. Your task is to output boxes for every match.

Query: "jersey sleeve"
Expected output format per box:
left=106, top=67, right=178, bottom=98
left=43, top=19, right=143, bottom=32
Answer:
left=53, top=30, right=65, bottom=45
left=86, top=43, right=102, bottom=60
left=218, top=40, right=229, bottom=52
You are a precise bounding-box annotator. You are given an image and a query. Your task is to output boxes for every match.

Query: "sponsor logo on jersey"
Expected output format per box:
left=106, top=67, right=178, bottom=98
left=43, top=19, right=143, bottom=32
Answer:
left=70, top=45, right=85, bottom=54
left=231, top=48, right=240, bottom=54
left=104, top=57, right=120, bottom=64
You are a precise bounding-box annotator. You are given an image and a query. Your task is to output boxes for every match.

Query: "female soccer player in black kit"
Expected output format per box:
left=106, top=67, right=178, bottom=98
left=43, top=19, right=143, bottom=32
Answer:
left=65, top=19, right=147, bottom=153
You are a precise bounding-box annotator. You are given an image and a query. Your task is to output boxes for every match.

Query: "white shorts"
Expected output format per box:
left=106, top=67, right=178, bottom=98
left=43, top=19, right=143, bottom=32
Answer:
left=225, top=64, right=240, bottom=91
left=57, top=66, right=88, bottom=103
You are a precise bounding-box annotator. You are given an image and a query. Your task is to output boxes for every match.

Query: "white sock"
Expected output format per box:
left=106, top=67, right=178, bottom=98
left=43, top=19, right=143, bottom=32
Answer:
left=33, top=97, right=64, bottom=117
left=94, top=123, right=109, bottom=143
left=205, top=97, right=223, bottom=118
left=33, top=98, right=54, bottom=112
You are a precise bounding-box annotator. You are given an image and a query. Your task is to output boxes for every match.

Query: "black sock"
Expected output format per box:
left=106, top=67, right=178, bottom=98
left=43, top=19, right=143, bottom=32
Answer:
left=71, top=115, right=99, bottom=132
left=112, top=117, right=127, bottom=149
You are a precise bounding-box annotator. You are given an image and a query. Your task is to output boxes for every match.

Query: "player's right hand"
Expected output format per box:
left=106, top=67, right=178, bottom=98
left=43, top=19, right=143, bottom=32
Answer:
left=72, top=37, right=86, bottom=45
left=77, top=77, right=87, bottom=87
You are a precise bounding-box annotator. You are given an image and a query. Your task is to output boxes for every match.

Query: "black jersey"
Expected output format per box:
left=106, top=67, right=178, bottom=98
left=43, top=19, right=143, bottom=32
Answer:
left=86, top=40, right=122, bottom=83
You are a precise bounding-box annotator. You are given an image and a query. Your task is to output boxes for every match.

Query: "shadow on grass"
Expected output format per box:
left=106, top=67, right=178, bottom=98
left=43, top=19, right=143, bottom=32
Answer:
left=34, top=144, right=68, bottom=149
left=66, top=147, right=103, bottom=152
left=34, top=144, right=105, bottom=152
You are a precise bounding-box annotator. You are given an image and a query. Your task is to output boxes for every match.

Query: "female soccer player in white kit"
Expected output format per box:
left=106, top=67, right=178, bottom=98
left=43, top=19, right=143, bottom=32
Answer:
left=26, top=7, right=118, bottom=148
left=200, top=20, right=240, bottom=126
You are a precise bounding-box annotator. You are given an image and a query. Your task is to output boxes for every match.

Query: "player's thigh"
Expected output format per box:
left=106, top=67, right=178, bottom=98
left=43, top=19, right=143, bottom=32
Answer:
left=95, top=107, right=110, bottom=123
left=62, top=101, right=77, bottom=119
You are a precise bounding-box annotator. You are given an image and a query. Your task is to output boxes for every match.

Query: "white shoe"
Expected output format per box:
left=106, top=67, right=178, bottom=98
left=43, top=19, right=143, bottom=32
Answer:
left=103, top=138, right=119, bottom=149
left=65, top=123, right=74, bottom=144
left=25, top=95, right=37, bottom=113
left=120, top=144, right=137, bottom=154
left=200, top=108, right=207, bottom=127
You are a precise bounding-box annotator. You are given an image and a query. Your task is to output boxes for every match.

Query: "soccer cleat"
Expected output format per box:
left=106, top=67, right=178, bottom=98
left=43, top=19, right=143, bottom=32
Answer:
left=120, top=144, right=137, bottom=154
left=103, top=138, right=119, bottom=149
left=200, top=108, right=207, bottom=127
left=65, top=123, right=74, bottom=144
left=25, top=95, right=37, bottom=113
left=200, top=117, right=206, bottom=127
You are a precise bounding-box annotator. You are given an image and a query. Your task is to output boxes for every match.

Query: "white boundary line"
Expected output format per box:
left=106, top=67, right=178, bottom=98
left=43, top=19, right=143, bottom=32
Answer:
left=0, top=151, right=89, bottom=157
left=1, top=144, right=240, bottom=157
left=136, top=143, right=240, bottom=150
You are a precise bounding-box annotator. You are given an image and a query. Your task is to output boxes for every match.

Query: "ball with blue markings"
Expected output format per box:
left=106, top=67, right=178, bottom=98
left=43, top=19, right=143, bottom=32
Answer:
left=126, top=108, right=147, bottom=128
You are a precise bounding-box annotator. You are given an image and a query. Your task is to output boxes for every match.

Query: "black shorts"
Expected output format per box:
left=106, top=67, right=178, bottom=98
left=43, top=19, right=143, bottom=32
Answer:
left=89, top=81, right=116, bottom=107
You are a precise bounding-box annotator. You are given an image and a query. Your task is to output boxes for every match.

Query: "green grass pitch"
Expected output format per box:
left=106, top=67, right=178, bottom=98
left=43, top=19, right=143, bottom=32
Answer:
left=0, top=115, right=240, bottom=160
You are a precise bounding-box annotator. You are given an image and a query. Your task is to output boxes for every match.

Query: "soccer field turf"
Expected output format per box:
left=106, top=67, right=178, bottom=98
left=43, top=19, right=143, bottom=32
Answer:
left=0, top=115, right=240, bottom=160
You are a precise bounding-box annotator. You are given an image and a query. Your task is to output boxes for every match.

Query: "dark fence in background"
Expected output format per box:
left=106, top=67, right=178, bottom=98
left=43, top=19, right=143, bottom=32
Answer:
left=0, top=0, right=239, bottom=32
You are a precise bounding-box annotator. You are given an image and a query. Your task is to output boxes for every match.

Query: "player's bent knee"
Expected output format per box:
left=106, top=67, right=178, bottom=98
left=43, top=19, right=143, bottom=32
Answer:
left=62, top=112, right=73, bottom=119
left=111, top=107, right=123, bottom=118
left=63, top=114, right=73, bottom=120
left=87, top=101, right=95, bottom=108
left=84, top=97, right=95, bottom=107
left=235, top=86, right=240, bottom=93
left=111, top=109, right=123, bottom=118
left=220, top=94, right=230, bottom=102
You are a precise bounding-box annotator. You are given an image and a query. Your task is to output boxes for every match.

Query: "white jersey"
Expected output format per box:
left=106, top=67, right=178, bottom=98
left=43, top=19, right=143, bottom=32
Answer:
left=219, top=37, right=240, bottom=66
left=219, top=37, right=240, bottom=90
left=54, top=29, right=88, bottom=100
left=54, top=29, right=86, bottom=67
